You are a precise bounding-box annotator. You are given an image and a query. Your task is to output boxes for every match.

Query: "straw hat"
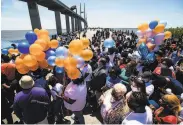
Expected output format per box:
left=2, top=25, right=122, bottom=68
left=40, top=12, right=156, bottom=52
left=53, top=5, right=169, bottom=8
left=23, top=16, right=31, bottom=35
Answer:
left=19, top=75, right=35, bottom=89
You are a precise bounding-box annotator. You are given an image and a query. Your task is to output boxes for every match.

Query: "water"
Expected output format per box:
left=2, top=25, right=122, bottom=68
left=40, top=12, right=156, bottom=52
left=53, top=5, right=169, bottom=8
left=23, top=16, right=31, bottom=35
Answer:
left=1, top=29, right=66, bottom=49
left=1, top=28, right=137, bottom=49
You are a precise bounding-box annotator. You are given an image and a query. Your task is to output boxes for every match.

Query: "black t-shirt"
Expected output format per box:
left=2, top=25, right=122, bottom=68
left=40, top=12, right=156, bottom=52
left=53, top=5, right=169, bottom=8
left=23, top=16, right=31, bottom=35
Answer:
left=2, top=73, right=8, bottom=85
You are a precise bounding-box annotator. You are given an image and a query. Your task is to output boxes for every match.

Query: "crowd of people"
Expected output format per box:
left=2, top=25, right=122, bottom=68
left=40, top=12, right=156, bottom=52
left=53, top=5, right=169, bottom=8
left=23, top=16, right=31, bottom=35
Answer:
left=1, top=28, right=183, bottom=124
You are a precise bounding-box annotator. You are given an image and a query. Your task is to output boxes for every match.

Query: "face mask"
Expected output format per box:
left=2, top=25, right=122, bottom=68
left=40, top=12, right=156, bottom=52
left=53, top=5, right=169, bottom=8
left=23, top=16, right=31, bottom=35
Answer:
left=131, top=85, right=140, bottom=92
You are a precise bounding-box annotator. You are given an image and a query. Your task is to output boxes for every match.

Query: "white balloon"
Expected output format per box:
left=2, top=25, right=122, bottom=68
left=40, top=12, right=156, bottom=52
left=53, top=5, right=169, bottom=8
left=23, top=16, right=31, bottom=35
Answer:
left=159, top=21, right=167, bottom=27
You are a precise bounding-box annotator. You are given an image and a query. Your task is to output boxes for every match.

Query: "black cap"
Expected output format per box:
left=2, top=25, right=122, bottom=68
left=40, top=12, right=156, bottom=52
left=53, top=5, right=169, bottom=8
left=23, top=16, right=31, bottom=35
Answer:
left=141, top=71, right=152, bottom=78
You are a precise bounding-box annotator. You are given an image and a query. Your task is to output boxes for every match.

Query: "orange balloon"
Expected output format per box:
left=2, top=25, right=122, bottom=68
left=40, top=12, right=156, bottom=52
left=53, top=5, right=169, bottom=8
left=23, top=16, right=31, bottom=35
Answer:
left=154, top=24, right=165, bottom=33
left=44, top=44, right=50, bottom=51
left=146, top=42, right=156, bottom=51
left=8, top=48, right=19, bottom=55
left=29, top=62, right=39, bottom=71
left=34, top=28, right=39, bottom=34
left=35, top=39, right=48, bottom=50
left=64, top=57, right=77, bottom=69
left=137, top=24, right=142, bottom=31
left=29, top=44, right=43, bottom=55
left=38, top=59, right=48, bottom=68
left=8, top=48, right=14, bottom=54
left=17, top=66, right=29, bottom=74
left=38, top=29, right=49, bottom=37
left=55, top=57, right=64, bottom=67
left=138, top=23, right=149, bottom=32
left=66, top=67, right=80, bottom=80
left=80, top=49, right=93, bottom=61
left=15, top=55, right=29, bottom=69
left=23, top=54, right=37, bottom=67
left=48, top=39, right=59, bottom=49
left=19, top=54, right=26, bottom=59
left=33, top=51, right=46, bottom=62
left=80, top=38, right=90, bottom=49
left=69, top=40, right=83, bottom=55
left=164, top=31, right=172, bottom=39
left=15, top=56, right=23, bottom=65
left=14, top=49, right=19, bottom=54
left=39, top=35, right=50, bottom=43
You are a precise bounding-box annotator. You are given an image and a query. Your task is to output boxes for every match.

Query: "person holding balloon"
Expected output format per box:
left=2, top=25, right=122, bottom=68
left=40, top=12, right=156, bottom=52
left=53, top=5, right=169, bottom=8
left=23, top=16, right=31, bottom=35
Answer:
left=61, top=72, right=87, bottom=124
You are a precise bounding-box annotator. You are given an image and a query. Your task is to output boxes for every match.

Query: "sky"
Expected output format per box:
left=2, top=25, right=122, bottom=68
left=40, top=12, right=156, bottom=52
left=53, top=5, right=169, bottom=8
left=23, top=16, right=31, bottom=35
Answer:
left=1, top=0, right=183, bottom=30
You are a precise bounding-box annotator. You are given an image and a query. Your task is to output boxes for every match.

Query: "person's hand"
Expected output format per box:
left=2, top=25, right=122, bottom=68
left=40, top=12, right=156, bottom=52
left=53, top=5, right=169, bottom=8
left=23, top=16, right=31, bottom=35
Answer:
left=154, top=107, right=164, bottom=116
left=98, top=95, right=104, bottom=105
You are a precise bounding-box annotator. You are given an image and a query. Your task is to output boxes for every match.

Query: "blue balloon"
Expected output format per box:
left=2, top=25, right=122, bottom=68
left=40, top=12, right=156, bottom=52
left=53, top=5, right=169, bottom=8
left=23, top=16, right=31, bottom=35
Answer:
left=47, top=56, right=56, bottom=66
left=46, top=50, right=56, bottom=59
left=104, top=39, right=115, bottom=48
left=17, top=42, right=30, bottom=54
left=55, top=66, right=64, bottom=73
left=25, top=31, right=37, bottom=44
left=1, top=49, right=8, bottom=55
left=46, top=48, right=56, bottom=52
left=146, top=52, right=155, bottom=63
left=55, top=47, right=68, bottom=57
left=149, top=20, right=158, bottom=29
left=73, top=55, right=85, bottom=68
left=138, top=43, right=149, bottom=59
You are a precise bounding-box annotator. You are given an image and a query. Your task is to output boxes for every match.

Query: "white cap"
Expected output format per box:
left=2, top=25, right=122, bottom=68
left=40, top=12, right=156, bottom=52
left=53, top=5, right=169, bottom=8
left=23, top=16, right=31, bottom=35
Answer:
left=166, top=88, right=172, bottom=94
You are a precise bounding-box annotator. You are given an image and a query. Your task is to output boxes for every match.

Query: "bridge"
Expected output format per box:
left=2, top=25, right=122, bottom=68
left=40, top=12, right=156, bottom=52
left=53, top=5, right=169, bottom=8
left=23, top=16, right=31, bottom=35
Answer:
left=19, top=0, right=88, bottom=35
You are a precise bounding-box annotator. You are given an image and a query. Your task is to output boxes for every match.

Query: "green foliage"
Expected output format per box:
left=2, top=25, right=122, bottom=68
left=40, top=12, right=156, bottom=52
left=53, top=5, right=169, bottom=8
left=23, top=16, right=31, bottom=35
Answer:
left=165, top=27, right=183, bottom=38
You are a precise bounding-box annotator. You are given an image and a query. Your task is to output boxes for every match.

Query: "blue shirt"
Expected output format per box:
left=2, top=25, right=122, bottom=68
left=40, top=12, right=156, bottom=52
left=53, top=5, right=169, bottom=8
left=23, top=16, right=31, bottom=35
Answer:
left=13, top=87, right=49, bottom=124
left=171, top=51, right=179, bottom=64
left=106, top=76, right=122, bottom=88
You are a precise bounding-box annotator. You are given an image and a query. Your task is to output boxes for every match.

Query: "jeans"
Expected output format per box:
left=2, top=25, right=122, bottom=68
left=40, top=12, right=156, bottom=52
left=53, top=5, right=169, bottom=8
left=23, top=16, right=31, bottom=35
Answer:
left=73, top=111, right=85, bottom=124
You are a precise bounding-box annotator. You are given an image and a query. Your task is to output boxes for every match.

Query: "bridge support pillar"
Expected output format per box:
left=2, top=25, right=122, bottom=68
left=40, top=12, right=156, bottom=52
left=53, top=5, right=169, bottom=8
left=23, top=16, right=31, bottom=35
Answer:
left=65, top=15, right=70, bottom=33
left=54, top=11, right=62, bottom=35
left=27, top=1, right=42, bottom=30
left=75, top=18, right=78, bottom=31
left=71, top=17, right=75, bottom=32
left=78, top=20, right=82, bottom=31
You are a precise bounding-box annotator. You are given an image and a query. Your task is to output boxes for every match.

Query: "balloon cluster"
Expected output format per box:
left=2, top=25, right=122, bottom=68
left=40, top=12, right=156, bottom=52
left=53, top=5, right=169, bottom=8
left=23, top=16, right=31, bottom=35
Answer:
left=15, top=29, right=59, bottom=74
left=46, top=37, right=93, bottom=79
left=14, top=29, right=93, bottom=80
left=136, top=20, right=172, bottom=63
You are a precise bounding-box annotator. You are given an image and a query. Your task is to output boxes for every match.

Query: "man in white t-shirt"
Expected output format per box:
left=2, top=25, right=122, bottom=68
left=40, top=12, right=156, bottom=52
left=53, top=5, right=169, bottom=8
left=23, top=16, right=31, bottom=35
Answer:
left=62, top=74, right=87, bottom=124
left=141, top=71, right=154, bottom=98
left=122, top=92, right=153, bottom=125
